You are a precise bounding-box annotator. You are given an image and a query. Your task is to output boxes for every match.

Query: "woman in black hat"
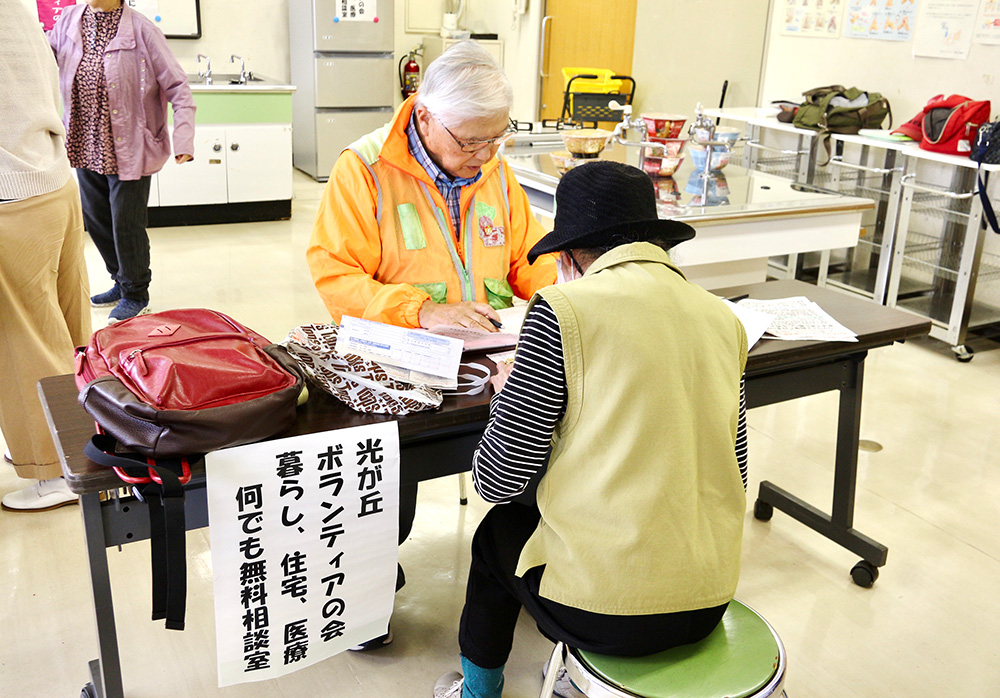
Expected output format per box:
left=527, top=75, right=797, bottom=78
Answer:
left=434, top=161, right=749, bottom=698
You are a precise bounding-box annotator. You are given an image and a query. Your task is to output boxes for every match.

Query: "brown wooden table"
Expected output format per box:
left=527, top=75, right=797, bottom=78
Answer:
left=39, top=279, right=929, bottom=698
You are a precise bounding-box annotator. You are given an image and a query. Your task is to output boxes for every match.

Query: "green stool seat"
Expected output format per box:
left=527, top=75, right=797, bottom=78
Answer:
left=541, top=600, right=786, bottom=698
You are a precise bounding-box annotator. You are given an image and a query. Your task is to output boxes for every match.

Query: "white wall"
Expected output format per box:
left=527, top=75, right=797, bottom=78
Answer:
left=760, top=2, right=1000, bottom=125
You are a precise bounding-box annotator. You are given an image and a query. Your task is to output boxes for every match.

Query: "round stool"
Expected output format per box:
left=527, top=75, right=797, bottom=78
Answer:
left=539, top=600, right=786, bottom=698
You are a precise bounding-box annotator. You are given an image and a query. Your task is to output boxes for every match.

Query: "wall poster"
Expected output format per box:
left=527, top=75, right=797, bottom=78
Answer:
left=781, top=0, right=846, bottom=37
left=845, top=0, right=918, bottom=40
left=912, top=0, right=978, bottom=57
left=973, top=0, right=1000, bottom=44
left=206, top=422, right=400, bottom=687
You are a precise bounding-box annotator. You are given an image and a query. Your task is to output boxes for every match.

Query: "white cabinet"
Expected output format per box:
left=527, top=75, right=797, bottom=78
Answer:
left=226, top=125, right=293, bottom=203
left=421, top=36, right=504, bottom=69
left=157, top=126, right=228, bottom=206
left=155, top=124, right=292, bottom=206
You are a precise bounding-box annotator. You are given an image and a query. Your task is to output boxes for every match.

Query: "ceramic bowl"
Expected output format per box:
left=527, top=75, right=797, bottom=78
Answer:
left=641, top=113, right=687, bottom=139
left=689, top=144, right=732, bottom=171
left=713, top=125, right=742, bottom=145
left=642, top=154, right=685, bottom=177
left=648, top=136, right=687, bottom=158
left=560, top=128, right=613, bottom=157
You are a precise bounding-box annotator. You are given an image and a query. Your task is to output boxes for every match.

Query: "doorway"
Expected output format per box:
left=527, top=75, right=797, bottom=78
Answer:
left=537, top=0, right=638, bottom=122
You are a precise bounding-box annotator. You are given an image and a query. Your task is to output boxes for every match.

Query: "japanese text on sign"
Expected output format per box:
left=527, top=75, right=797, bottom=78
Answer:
left=207, top=422, right=399, bottom=687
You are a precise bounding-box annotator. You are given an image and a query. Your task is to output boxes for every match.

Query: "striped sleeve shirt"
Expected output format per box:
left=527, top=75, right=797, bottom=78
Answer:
left=472, top=297, right=749, bottom=504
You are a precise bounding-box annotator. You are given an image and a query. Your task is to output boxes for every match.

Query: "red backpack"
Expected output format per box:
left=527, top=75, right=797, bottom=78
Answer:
left=920, top=95, right=990, bottom=155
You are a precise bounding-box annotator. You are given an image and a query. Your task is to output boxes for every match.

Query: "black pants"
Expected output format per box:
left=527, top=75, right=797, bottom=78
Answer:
left=458, top=502, right=729, bottom=669
left=76, top=168, right=152, bottom=302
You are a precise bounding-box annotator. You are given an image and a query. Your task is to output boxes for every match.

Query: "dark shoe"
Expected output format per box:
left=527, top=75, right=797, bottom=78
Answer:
left=91, top=285, right=122, bottom=307
left=108, top=298, right=150, bottom=323
left=348, top=625, right=392, bottom=651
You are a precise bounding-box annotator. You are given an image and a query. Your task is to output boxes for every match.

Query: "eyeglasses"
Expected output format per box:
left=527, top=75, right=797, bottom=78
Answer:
left=435, top=115, right=517, bottom=153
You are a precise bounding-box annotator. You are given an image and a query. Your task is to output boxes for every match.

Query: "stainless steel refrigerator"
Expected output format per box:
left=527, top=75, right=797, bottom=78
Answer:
left=289, top=0, right=396, bottom=181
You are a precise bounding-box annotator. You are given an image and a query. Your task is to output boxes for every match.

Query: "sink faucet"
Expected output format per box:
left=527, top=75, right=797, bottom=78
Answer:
left=197, top=54, right=212, bottom=84
left=230, top=54, right=247, bottom=84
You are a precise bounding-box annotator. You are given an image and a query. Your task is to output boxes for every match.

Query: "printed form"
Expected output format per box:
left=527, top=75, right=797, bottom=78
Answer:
left=336, top=316, right=464, bottom=389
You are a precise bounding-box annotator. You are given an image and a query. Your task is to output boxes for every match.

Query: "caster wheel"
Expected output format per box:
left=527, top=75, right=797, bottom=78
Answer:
left=753, top=499, right=773, bottom=521
left=850, top=560, right=879, bottom=588
left=80, top=683, right=98, bottom=698
left=952, top=345, right=974, bottom=363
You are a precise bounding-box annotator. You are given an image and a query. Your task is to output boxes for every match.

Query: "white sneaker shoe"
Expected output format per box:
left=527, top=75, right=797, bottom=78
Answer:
left=542, top=666, right=586, bottom=698
left=1, top=477, right=78, bottom=512
left=432, top=671, right=464, bottom=698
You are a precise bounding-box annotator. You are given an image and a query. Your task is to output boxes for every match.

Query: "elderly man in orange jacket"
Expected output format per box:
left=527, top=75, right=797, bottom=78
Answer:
left=306, top=41, right=556, bottom=651
left=307, top=41, right=555, bottom=332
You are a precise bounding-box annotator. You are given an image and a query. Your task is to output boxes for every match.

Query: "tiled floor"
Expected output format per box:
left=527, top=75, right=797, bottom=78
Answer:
left=1, top=171, right=999, bottom=697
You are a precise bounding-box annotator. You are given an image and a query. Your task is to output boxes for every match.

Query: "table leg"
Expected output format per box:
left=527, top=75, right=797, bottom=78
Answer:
left=80, top=491, right=124, bottom=698
left=755, top=355, right=888, bottom=571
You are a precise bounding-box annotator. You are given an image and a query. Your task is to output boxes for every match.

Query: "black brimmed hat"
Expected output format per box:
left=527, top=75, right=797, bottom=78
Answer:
left=528, top=160, right=695, bottom=263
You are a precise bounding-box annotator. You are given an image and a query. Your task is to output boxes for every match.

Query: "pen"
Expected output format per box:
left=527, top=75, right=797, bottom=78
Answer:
left=726, top=294, right=749, bottom=303
left=488, top=318, right=503, bottom=330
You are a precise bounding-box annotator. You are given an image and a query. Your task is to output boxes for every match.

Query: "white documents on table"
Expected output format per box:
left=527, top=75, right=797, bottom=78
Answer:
left=336, top=316, right=463, bottom=389
left=737, top=296, right=858, bottom=342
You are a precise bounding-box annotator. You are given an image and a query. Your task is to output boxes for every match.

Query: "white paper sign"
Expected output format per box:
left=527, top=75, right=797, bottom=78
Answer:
left=334, top=0, right=378, bottom=21
left=206, top=423, right=400, bottom=687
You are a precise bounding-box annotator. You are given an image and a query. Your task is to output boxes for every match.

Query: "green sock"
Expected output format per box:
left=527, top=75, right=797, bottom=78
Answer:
left=460, top=654, right=504, bottom=698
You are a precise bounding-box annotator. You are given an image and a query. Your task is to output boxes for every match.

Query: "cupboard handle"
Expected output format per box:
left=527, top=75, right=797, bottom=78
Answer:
left=900, top=173, right=973, bottom=199
left=829, top=156, right=901, bottom=175
left=746, top=140, right=808, bottom=156
left=230, top=143, right=240, bottom=152
left=213, top=143, right=222, bottom=152
left=538, top=16, right=552, bottom=78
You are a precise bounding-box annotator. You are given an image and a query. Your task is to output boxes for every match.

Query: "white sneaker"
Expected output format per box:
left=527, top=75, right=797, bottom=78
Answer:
left=432, top=671, right=464, bottom=698
left=543, top=666, right=586, bottom=698
left=1, top=477, right=78, bottom=512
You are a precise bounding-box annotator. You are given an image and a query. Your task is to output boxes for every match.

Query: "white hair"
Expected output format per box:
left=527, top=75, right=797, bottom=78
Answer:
left=416, top=41, right=513, bottom=126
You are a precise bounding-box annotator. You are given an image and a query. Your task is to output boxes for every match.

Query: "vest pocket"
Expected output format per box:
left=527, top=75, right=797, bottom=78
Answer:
left=397, top=203, right=427, bottom=250
left=413, top=282, right=447, bottom=304
left=484, top=278, right=514, bottom=310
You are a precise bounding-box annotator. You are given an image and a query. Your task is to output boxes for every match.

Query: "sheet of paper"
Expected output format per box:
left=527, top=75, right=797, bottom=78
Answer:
left=723, top=299, right=774, bottom=349
left=206, top=423, right=399, bottom=686
left=336, top=316, right=463, bottom=387
left=737, top=296, right=858, bottom=342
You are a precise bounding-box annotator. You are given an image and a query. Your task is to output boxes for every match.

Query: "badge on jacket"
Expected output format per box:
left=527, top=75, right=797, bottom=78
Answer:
left=477, top=202, right=505, bottom=247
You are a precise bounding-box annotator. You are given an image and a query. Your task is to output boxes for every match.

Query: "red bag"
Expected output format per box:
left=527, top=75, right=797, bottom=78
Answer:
left=76, top=308, right=304, bottom=458
left=919, top=95, right=991, bottom=155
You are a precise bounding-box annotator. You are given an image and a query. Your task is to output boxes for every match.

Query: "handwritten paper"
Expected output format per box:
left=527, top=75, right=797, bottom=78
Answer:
left=724, top=300, right=775, bottom=349
left=737, top=296, right=858, bottom=342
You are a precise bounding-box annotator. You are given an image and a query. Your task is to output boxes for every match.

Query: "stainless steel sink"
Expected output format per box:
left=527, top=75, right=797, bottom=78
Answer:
left=186, top=73, right=264, bottom=86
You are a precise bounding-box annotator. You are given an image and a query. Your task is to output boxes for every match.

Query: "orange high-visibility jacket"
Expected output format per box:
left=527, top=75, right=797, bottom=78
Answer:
left=307, top=97, right=556, bottom=328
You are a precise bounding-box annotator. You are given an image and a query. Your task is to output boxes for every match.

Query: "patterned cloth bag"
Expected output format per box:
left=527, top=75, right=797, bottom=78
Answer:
left=284, top=323, right=443, bottom=415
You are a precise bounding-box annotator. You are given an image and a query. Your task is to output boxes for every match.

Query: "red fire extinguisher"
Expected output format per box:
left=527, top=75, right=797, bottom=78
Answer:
left=399, top=49, right=421, bottom=99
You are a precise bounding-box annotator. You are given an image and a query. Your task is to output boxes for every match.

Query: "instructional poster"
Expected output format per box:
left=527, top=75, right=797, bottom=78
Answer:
left=913, top=0, right=978, bottom=57
left=781, top=0, right=846, bottom=37
left=206, top=423, right=400, bottom=687
left=845, top=0, right=918, bottom=40
left=973, top=0, right=1000, bottom=44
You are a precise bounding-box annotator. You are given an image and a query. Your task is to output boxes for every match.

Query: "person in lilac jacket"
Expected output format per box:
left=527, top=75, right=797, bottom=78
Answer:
left=48, top=0, right=195, bottom=322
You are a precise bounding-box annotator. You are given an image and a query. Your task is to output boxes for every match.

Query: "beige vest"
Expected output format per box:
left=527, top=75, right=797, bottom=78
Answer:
left=516, top=242, right=748, bottom=615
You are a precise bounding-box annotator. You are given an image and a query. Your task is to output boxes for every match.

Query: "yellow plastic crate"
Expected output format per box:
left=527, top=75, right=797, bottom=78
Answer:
left=562, top=67, right=623, bottom=94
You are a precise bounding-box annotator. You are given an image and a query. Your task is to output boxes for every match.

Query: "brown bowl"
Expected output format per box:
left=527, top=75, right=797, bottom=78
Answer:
left=561, top=128, right=613, bottom=157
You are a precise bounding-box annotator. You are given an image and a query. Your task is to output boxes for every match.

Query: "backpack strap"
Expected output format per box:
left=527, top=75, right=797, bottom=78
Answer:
left=978, top=170, right=1000, bottom=234
left=85, top=435, right=190, bottom=631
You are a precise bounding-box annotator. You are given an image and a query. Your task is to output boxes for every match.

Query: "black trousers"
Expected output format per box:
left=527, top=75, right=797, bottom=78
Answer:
left=458, top=502, right=729, bottom=669
left=76, top=168, right=152, bottom=302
